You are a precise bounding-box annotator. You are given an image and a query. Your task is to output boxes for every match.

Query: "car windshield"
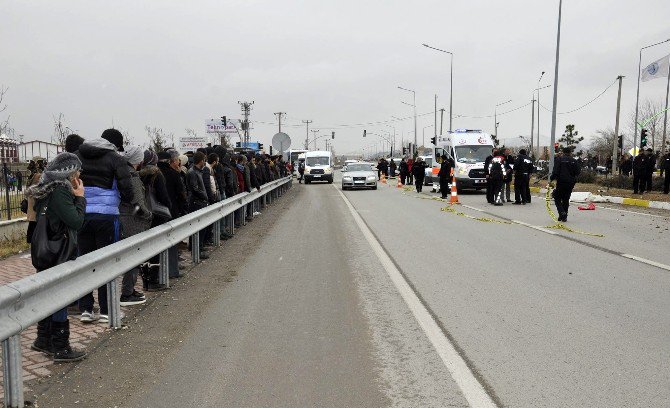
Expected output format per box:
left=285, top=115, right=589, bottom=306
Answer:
left=307, top=157, right=330, bottom=166
left=347, top=164, right=373, bottom=172
left=455, top=146, right=491, bottom=164
left=424, top=157, right=433, bottom=167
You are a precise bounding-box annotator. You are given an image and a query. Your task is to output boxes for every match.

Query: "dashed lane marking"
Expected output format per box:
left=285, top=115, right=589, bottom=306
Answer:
left=334, top=184, right=499, bottom=408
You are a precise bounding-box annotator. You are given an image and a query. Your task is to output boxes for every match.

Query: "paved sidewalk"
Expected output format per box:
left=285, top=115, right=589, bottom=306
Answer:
left=0, top=251, right=136, bottom=396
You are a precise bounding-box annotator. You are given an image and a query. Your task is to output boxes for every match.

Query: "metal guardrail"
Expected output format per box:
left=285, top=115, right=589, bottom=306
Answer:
left=0, top=176, right=292, bottom=408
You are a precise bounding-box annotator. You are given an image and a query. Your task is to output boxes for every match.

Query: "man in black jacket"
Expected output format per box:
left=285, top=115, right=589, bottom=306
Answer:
left=632, top=152, right=648, bottom=194
left=514, top=149, right=533, bottom=204
left=438, top=154, right=454, bottom=199
left=662, top=151, right=670, bottom=194
left=484, top=148, right=495, bottom=204
left=644, top=148, right=656, bottom=192
left=412, top=157, right=428, bottom=193
left=157, top=150, right=187, bottom=277
left=75, top=129, right=134, bottom=323
left=550, top=147, right=581, bottom=222
left=186, top=152, right=210, bottom=259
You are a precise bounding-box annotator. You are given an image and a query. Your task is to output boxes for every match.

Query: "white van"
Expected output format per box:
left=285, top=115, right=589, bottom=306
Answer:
left=304, top=150, right=334, bottom=184
left=430, top=129, right=494, bottom=191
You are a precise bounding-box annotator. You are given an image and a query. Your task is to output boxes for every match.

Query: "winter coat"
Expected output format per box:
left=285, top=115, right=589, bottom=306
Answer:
left=550, top=155, right=581, bottom=184
left=242, top=163, right=252, bottom=192
left=412, top=161, right=427, bottom=179
left=662, top=154, right=670, bottom=172
left=255, top=162, right=265, bottom=186
left=438, top=158, right=454, bottom=181
left=235, top=165, right=246, bottom=193
left=140, top=165, right=172, bottom=226
left=645, top=154, right=656, bottom=176
left=26, top=171, right=42, bottom=222
left=248, top=162, right=260, bottom=190
left=203, top=163, right=219, bottom=203
left=157, top=161, right=187, bottom=218
left=187, top=166, right=208, bottom=208
left=76, top=138, right=133, bottom=215
left=212, top=162, right=227, bottom=200
left=30, top=182, right=86, bottom=242
left=119, top=169, right=152, bottom=238
left=514, top=154, right=533, bottom=175
left=633, top=155, right=648, bottom=176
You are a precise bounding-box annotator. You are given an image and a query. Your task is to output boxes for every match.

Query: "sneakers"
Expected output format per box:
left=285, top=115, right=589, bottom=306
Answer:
left=120, top=294, right=147, bottom=306
left=253, top=212, right=261, bottom=216
left=199, top=252, right=210, bottom=260
left=80, top=311, right=99, bottom=324
left=98, top=311, right=125, bottom=324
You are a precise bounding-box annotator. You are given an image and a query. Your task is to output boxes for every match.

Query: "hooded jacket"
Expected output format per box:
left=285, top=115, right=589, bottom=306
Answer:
left=76, top=138, right=132, bottom=215
left=157, top=161, right=188, bottom=218
left=139, top=164, right=172, bottom=220
left=221, top=154, right=238, bottom=196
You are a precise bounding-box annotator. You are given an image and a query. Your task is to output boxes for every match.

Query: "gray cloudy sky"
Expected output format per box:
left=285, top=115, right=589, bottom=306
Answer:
left=2, top=0, right=669, bottom=154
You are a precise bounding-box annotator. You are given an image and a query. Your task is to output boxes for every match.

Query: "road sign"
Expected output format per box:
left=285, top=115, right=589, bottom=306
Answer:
left=272, top=132, right=291, bottom=153
left=206, top=119, right=239, bottom=134
left=179, top=136, right=208, bottom=151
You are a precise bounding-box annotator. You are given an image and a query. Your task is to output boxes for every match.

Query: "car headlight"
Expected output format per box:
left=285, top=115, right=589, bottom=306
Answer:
left=458, top=167, right=468, bottom=175
left=324, top=167, right=332, bottom=174
left=367, top=175, right=376, bottom=181
left=343, top=176, right=352, bottom=180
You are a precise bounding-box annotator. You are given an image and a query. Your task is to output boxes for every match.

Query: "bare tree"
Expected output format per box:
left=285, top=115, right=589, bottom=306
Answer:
left=53, top=113, right=74, bottom=147
left=629, top=99, right=664, bottom=151
left=116, top=127, right=133, bottom=148
left=0, top=86, right=11, bottom=136
left=145, top=126, right=172, bottom=152
left=588, top=128, right=615, bottom=160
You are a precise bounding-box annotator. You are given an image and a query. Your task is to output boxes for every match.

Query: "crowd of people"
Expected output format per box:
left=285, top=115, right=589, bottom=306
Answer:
left=23, top=128, right=290, bottom=363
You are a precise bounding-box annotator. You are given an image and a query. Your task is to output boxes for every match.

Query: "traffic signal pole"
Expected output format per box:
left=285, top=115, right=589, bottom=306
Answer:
left=613, top=75, right=623, bottom=173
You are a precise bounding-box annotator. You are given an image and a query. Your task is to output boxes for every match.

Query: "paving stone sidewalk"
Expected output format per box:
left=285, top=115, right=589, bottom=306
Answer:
left=0, top=251, right=146, bottom=396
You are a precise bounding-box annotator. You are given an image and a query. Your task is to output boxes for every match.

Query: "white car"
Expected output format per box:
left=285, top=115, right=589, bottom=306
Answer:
left=342, top=162, right=378, bottom=190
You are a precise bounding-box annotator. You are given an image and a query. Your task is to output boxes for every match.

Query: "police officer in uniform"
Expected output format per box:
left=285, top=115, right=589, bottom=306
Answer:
left=488, top=151, right=508, bottom=206
left=662, top=151, right=670, bottom=194
left=438, top=154, right=454, bottom=199
left=550, top=147, right=581, bottom=222
left=484, top=148, right=496, bottom=204
left=513, top=149, right=533, bottom=204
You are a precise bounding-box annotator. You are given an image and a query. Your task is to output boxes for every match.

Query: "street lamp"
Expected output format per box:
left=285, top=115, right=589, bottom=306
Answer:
left=548, top=0, right=563, bottom=176
left=423, top=44, right=454, bottom=132
left=494, top=99, right=513, bottom=141
left=632, top=37, right=670, bottom=156
left=398, top=86, right=417, bottom=156
left=532, top=83, right=551, bottom=158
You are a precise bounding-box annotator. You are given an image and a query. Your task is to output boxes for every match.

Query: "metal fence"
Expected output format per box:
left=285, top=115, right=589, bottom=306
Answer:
left=1, top=163, right=28, bottom=221
left=0, top=176, right=292, bottom=408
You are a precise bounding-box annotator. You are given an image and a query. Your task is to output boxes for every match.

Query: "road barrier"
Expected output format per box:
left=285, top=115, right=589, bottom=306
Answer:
left=0, top=176, right=292, bottom=408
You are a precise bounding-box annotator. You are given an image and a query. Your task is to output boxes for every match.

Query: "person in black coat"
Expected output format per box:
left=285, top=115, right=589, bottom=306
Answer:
left=399, top=158, right=409, bottom=185
left=644, top=148, right=656, bottom=192
left=550, top=147, right=581, bottom=222
left=662, top=152, right=670, bottom=194
left=632, top=152, right=648, bottom=194
left=514, top=149, right=533, bottom=204
left=484, top=148, right=495, bottom=204
left=438, top=154, right=454, bottom=199
left=412, top=157, right=428, bottom=193
left=157, top=150, right=187, bottom=218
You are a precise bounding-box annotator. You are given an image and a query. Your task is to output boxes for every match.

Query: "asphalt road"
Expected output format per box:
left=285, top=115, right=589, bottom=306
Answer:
left=32, top=175, right=670, bottom=407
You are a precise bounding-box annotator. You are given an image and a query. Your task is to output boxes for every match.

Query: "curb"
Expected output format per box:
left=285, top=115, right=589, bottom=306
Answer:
left=528, top=186, right=670, bottom=211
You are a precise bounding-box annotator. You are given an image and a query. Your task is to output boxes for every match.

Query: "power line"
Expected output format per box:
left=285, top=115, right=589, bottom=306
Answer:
left=538, top=78, right=618, bottom=115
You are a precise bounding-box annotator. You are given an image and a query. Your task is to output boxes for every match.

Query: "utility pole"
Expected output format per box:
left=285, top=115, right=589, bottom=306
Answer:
left=434, top=94, right=438, bottom=141
left=613, top=75, right=624, bottom=173
left=439, top=108, right=445, bottom=136
left=310, top=129, right=319, bottom=150
left=302, top=120, right=312, bottom=149
left=274, top=112, right=286, bottom=133
left=530, top=97, right=536, bottom=157
left=548, top=0, right=562, bottom=177
left=663, top=61, right=670, bottom=157
left=238, top=101, right=254, bottom=146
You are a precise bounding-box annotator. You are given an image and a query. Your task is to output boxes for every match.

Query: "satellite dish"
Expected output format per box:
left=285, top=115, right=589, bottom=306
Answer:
left=272, top=132, right=291, bottom=153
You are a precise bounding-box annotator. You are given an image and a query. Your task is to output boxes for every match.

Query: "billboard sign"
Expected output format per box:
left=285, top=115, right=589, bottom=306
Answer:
left=206, top=119, right=239, bottom=134
left=179, top=136, right=209, bottom=151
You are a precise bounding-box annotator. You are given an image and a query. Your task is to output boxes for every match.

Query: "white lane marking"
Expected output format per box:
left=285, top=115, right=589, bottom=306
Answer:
left=461, top=205, right=484, bottom=212
left=510, top=220, right=558, bottom=235
left=621, top=254, right=670, bottom=272
left=334, top=185, right=497, bottom=408
left=597, top=205, right=670, bottom=219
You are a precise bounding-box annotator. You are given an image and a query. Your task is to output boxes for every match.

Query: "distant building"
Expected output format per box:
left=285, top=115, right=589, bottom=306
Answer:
left=0, top=134, right=19, bottom=164
left=17, top=140, right=63, bottom=163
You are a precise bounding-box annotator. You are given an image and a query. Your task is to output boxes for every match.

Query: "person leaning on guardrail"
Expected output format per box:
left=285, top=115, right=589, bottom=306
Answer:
left=75, top=129, right=134, bottom=324
left=26, top=152, right=87, bottom=362
left=186, top=151, right=210, bottom=260
left=119, top=146, right=151, bottom=302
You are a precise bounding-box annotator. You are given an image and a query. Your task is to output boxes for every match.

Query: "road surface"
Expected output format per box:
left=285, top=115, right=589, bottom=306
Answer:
left=33, top=174, right=670, bottom=407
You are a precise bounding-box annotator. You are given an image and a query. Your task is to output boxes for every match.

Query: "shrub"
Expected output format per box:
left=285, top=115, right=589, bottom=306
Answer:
left=576, top=170, right=598, bottom=184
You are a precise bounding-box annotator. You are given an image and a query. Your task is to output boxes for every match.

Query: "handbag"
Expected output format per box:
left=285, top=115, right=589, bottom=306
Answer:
left=20, top=198, right=28, bottom=213
left=145, top=177, right=172, bottom=222
left=31, top=198, right=77, bottom=271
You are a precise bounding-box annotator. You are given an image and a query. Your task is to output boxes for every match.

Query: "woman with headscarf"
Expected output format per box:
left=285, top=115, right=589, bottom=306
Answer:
left=26, top=152, right=87, bottom=362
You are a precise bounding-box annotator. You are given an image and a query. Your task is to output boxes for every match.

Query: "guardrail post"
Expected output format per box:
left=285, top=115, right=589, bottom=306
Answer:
left=213, top=219, right=221, bottom=246
left=107, top=280, right=122, bottom=329
left=158, top=249, right=170, bottom=288
left=229, top=213, right=235, bottom=236
left=2, top=334, right=24, bottom=408
left=191, top=231, right=201, bottom=264
left=242, top=205, right=247, bottom=226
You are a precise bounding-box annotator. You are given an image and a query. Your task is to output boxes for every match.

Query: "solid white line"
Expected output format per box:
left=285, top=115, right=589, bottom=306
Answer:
left=334, top=185, right=497, bottom=408
left=596, top=205, right=670, bottom=219
left=462, top=204, right=556, bottom=236
left=621, top=254, right=670, bottom=272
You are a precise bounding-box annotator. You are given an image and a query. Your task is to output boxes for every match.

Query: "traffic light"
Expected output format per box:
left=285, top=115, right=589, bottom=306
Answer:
left=332, top=131, right=335, bottom=139
left=363, top=129, right=366, bottom=137
left=430, top=136, right=437, bottom=145
left=258, top=142, right=264, bottom=150
left=641, top=129, right=648, bottom=147
left=220, top=116, right=227, bottom=126
left=402, top=147, right=407, bottom=155
left=617, top=135, right=623, bottom=149
left=554, top=143, right=559, bottom=153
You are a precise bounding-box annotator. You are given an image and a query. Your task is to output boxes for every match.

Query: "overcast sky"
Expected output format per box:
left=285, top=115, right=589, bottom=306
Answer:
left=1, top=0, right=669, bottom=154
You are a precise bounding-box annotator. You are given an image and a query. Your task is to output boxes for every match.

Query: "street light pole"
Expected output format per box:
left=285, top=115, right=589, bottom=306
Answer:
left=613, top=75, right=624, bottom=173
left=398, top=86, right=417, bottom=157
left=633, top=38, right=670, bottom=157
left=536, top=71, right=545, bottom=158
left=548, top=0, right=563, bottom=177
left=494, top=99, right=512, bottom=143
left=423, top=44, right=454, bottom=131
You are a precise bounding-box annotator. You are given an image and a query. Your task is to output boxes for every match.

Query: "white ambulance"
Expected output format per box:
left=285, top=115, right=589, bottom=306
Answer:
left=429, top=129, right=495, bottom=191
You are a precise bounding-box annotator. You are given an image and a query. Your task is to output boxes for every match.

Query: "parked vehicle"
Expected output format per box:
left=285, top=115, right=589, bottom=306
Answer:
left=304, top=150, right=334, bottom=184
left=428, top=129, right=494, bottom=191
